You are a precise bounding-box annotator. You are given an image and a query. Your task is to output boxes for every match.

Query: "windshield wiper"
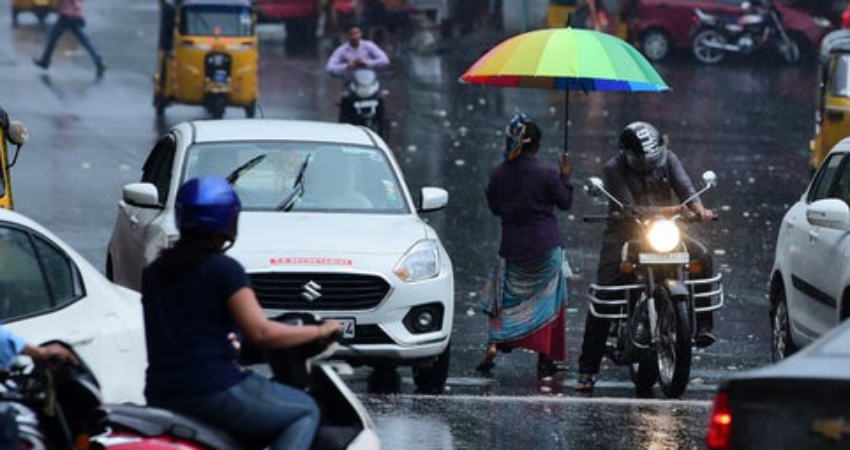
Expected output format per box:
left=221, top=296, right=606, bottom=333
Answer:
left=278, top=153, right=312, bottom=212
left=225, top=154, right=266, bottom=185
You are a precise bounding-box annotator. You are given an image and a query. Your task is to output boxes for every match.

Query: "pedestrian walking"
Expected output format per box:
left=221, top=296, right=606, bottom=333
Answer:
left=32, top=0, right=106, bottom=77
left=475, top=114, right=574, bottom=380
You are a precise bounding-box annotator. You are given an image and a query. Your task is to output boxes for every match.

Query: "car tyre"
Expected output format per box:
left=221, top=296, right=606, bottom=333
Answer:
left=244, top=102, right=256, bottom=118
left=367, top=365, right=401, bottom=394
left=692, top=29, right=726, bottom=64
left=413, top=342, right=450, bottom=395
left=771, top=284, right=797, bottom=362
left=641, top=29, right=671, bottom=62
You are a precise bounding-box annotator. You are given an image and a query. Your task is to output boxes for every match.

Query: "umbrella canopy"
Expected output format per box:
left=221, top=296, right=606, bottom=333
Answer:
left=461, top=28, right=669, bottom=92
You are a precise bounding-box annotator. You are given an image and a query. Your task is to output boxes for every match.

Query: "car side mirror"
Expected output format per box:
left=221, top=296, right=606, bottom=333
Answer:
left=419, top=187, right=448, bottom=212
left=702, top=170, right=718, bottom=188
left=123, top=183, right=161, bottom=209
left=584, top=177, right=605, bottom=197
left=806, top=199, right=850, bottom=231
left=6, top=121, right=28, bottom=168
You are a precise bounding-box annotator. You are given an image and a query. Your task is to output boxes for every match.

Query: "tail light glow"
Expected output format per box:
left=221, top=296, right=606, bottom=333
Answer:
left=707, top=390, right=732, bottom=450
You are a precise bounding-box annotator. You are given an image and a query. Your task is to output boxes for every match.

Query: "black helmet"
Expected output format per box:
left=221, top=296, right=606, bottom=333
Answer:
left=619, top=121, right=667, bottom=173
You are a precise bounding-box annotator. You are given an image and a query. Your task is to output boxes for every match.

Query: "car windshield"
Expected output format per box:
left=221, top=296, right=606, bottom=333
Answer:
left=182, top=141, right=409, bottom=214
left=828, top=54, right=850, bottom=98
left=180, top=5, right=253, bottom=37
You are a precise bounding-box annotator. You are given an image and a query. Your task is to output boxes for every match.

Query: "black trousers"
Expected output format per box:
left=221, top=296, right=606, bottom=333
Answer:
left=577, top=235, right=714, bottom=375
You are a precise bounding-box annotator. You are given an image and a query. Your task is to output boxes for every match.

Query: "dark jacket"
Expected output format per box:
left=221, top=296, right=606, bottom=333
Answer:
left=486, top=153, right=573, bottom=261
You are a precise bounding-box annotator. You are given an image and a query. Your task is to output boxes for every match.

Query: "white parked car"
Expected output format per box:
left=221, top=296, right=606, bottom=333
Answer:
left=770, top=137, right=850, bottom=360
left=0, top=208, right=146, bottom=403
left=107, top=120, right=454, bottom=392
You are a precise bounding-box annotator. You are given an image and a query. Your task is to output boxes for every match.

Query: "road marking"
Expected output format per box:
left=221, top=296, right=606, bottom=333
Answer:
left=438, top=376, right=720, bottom=392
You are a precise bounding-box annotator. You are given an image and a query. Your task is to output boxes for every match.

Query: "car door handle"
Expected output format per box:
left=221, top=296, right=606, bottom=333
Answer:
left=128, top=215, right=139, bottom=226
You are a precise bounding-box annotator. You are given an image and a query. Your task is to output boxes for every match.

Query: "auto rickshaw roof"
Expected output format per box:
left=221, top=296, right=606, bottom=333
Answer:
left=181, top=0, right=252, bottom=8
left=820, top=29, right=850, bottom=63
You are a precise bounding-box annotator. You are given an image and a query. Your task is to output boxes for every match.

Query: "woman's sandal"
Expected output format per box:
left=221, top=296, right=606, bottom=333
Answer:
left=574, top=374, right=597, bottom=392
left=475, top=345, right=498, bottom=374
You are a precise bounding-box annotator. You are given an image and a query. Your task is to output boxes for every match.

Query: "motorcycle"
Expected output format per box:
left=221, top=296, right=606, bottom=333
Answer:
left=692, top=0, right=800, bottom=64
left=582, top=171, right=725, bottom=398
left=1, top=315, right=379, bottom=450
left=339, top=69, right=386, bottom=137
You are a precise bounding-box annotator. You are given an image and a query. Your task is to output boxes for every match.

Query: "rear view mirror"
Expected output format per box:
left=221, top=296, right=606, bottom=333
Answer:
left=419, top=187, right=448, bottom=212
left=8, top=121, right=27, bottom=146
left=123, top=183, right=160, bottom=208
left=702, top=171, right=718, bottom=187
left=806, top=199, right=850, bottom=231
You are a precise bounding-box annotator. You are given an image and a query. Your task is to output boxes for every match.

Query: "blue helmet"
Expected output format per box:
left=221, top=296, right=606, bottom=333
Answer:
left=175, top=177, right=241, bottom=240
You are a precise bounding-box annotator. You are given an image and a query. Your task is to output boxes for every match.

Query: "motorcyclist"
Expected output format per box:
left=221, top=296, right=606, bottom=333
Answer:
left=575, top=121, right=716, bottom=392
left=326, top=23, right=390, bottom=81
left=140, top=177, right=342, bottom=450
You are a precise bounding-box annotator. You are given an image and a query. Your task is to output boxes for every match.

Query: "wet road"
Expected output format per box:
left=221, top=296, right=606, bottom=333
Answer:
left=0, top=0, right=820, bottom=448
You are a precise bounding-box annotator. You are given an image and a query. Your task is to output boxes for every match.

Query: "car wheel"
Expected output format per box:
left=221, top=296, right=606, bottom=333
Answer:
left=641, top=30, right=671, bottom=62
left=771, top=285, right=797, bottom=362
left=244, top=102, right=256, bottom=118
left=413, top=342, right=450, bottom=395
left=692, top=29, right=726, bottom=64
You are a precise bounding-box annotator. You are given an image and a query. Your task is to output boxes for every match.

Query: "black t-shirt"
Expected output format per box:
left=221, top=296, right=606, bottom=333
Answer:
left=142, top=253, right=250, bottom=399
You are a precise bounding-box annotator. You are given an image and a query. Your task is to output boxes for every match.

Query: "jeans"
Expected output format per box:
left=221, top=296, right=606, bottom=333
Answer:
left=37, top=15, right=103, bottom=67
left=149, top=372, right=320, bottom=450
left=577, top=235, right=714, bottom=375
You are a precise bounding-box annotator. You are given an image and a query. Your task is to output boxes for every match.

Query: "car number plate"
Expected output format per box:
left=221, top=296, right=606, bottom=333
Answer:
left=354, top=100, right=379, bottom=109
left=333, top=318, right=356, bottom=339
left=639, top=252, right=689, bottom=265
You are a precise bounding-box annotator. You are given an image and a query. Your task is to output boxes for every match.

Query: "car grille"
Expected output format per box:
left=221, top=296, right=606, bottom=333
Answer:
left=250, top=272, right=390, bottom=310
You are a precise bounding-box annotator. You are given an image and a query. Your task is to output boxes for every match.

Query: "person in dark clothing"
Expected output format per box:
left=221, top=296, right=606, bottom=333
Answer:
left=142, top=177, right=342, bottom=450
left=476, top=114, right=574, bottom=380
left=32, top=0, right=106, bottom=77
left=575, top=121, right=715, bottom=391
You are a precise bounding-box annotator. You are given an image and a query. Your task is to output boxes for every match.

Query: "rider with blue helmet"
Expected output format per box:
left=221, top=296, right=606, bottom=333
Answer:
left=141, top=177, right=342, bottom=450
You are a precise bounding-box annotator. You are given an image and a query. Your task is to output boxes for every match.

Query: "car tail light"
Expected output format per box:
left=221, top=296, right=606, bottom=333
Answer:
left=707, top=390, right=732, bottom=450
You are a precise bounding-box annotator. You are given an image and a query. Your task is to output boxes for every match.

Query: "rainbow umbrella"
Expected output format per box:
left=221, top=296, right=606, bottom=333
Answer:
left=460, top=28, right=669, bottom=154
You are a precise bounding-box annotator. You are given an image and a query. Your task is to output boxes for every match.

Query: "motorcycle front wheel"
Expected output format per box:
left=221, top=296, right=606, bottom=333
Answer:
left=692, top=29, right=727, bottom=64
left=654, top=287, right=692, bottom=398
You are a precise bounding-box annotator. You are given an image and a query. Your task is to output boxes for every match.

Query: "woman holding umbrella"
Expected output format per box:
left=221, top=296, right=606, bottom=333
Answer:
left=476, top=114, right=574, bottom=380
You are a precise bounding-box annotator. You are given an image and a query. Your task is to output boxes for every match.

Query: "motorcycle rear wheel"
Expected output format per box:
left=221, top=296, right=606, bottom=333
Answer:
left=692, top=29, right=726, bottom=64
left=654, top=287, right=692, bottom=398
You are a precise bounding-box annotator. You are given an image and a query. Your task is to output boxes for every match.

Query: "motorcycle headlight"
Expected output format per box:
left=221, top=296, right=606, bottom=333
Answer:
left=393, top=239, right=440, bottom=282
left=646, top=219, right=681, bottom=253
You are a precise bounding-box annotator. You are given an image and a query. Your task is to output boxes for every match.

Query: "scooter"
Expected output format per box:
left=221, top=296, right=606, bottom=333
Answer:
left=582, top=172, right=725, bottom=398
left=691, top=0, right=800, bottom=64
left=2, top=315, right=380, bottom=450
left=339, top=69, right=386, bottom=137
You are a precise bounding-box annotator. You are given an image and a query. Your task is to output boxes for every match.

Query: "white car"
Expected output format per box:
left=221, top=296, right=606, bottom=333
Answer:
left=0, top=208, right=146, bottom=403
left=770, top=137, right=850, bottom=360
left=107, top=120, right=454, bottom=392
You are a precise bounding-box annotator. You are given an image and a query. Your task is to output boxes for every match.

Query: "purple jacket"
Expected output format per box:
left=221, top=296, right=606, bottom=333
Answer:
left=325, top=40, right=389, bottom=78
left=486, top=154, right=574, bottom=261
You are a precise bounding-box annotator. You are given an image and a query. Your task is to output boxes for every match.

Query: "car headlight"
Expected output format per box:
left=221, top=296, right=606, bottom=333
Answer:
left=393, top=239, right=440, bottom=282
left=813, top=16, right=831, bottom=28
left=646, top=219, right=681, bottom=253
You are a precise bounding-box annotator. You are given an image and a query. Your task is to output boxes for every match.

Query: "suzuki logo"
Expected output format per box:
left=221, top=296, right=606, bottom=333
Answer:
left=301, top=281, right=322, bottom=302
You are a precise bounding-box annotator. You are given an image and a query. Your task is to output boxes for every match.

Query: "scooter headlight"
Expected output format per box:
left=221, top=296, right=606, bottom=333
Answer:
left=393, top=239, right=440, bottom=282
left=646, top=219, right=681, bottom=253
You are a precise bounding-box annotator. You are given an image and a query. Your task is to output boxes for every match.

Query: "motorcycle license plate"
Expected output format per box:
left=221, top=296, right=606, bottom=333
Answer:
left=354, top=100, right=379, bottom=109
left=639, top=252, right=689, bottom=265
left=333, top=318, right=356, bottom=339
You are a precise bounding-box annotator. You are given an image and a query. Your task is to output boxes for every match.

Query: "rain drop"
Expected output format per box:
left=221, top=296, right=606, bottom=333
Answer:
left=478, top=98, right=487, bottom=105
left=455, top=159, right=466, bottom=166
left=407, top=145, right=418, bottom=153
left=81, top=162, right=92, bottom=170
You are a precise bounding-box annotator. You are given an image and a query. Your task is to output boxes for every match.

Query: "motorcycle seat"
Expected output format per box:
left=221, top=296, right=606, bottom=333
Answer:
left=103, top=403, right=252, bottom=450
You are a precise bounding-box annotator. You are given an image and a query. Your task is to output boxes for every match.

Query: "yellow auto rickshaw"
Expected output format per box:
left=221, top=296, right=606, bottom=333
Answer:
left=11, top=0, right=58, bottom=27
left=810, top=29, right=850, bottom=172
left=548, top=0, right=628, bottom=39
left=0, top=107, right=29, bottom=210
left=154, top=0, right=259, bottom=119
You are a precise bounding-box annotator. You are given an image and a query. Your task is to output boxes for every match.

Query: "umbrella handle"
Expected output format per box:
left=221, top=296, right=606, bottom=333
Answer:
left=563, top=91, right=570, bottom=155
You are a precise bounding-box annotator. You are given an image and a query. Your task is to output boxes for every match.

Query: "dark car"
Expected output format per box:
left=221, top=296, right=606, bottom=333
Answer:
left=706, top=320, right=850, bottom=450
left=631, top=0, right=834, bottom=61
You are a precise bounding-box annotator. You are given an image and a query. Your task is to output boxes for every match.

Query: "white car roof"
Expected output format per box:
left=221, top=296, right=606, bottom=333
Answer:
left=829, top=137, right=850, bottom=155
left=189, top=120, right=377, bottom=147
